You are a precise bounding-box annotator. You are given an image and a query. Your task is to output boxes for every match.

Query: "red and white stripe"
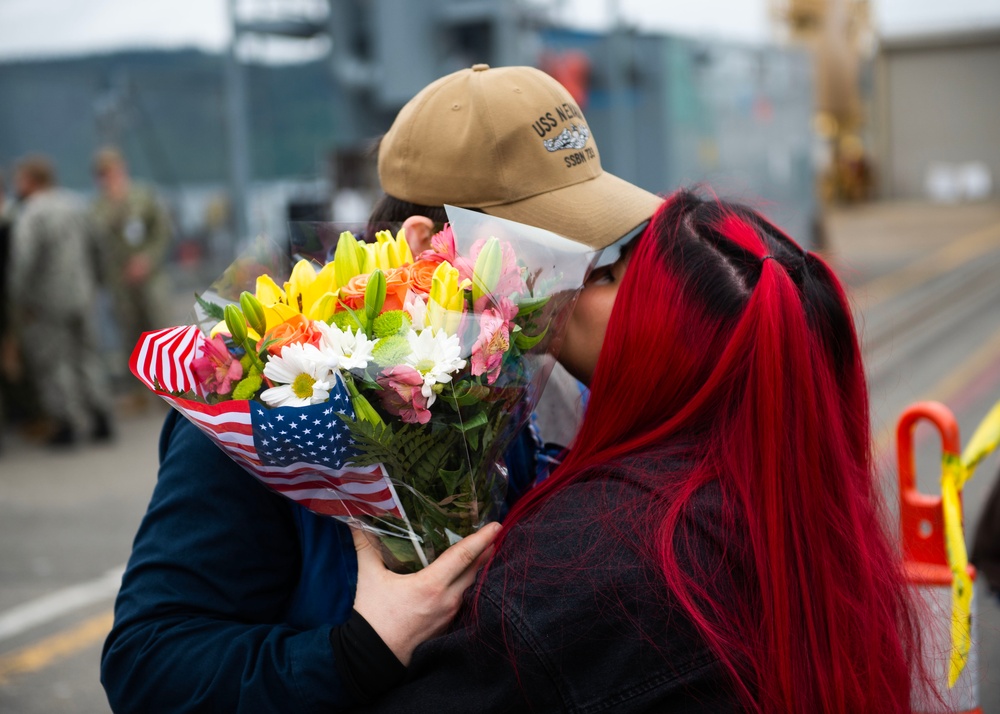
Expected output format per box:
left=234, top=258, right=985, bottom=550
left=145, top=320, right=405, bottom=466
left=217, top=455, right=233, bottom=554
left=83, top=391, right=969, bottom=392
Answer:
left=130, top=326, right=403, bottom=519
left=130, top=326, right=204, bottom=395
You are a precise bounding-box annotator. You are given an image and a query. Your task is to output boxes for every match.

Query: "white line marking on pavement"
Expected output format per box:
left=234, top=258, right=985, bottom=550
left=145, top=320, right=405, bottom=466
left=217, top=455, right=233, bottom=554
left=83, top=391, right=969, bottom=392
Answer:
left=0, top=566, right=124, bottom=642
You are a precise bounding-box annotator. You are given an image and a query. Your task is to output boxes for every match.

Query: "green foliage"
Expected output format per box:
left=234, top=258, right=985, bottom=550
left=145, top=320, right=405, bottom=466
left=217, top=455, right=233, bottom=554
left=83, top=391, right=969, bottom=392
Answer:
left=365, top=269, right=387, bottom=332
left=330, top=309, right=364, bottom=333
left=334, top=302, right=368, bottom=335
left=513, top=294, right=550, bottom=319
left=452, top=410, right=488, bottom=449
left=448, top=380, right=490, bottom=407
left=232, top=372, right=262, bottom=400
left=373, top=310, right=411, bottom=339
left=339, top=416, right=461, bottom=491
left=514, top=323, right=549, bottom=351
left=257, top=338, right=278, bottom=359
left=409, top=432, right=462, bottom=491
left=453, top=411, right=488, bottom=433
left=372, top=335, right=410, bottom=367
left=338, top=397, right=516, bottom=572
left=195, top=294, right=226, bottom=321
left=240, top=291, right=266, bottom=335
left=438, top=467, right=465, bottom=496
left=328, top=311, right=348, bottom=330
left=380, top=535, right=422, bottom=569
left=224, top=304, right=247, bottom=344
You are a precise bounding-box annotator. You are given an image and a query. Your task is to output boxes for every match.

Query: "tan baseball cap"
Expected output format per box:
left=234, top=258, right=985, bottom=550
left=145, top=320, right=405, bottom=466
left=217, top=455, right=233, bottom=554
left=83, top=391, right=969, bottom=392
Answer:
left=378, top=64, right=662, bottom=249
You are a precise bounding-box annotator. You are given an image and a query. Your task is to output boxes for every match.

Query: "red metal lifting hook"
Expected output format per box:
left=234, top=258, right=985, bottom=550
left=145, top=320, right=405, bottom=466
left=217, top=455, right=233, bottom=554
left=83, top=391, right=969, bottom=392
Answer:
left=897, top=401, right=962, bottom=579
left=896, top=401, right=981, bottom=714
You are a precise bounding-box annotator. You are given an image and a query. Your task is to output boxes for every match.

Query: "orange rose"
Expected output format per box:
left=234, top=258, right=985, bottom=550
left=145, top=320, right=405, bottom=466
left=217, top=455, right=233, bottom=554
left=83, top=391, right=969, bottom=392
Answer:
left=386, top=266, right=413, bottom=312
left=258, top=314, right=323, bottom=356
left=340, top=267, right=413, bottom=313
left=409, top=260, right=439, bottom=294
left=339, top=273, right=369, bottom=312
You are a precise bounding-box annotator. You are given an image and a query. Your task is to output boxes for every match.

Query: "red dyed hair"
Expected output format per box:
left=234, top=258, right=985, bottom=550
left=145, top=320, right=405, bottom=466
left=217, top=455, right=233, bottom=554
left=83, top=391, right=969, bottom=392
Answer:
left=501, top=191, right=919, bottom=712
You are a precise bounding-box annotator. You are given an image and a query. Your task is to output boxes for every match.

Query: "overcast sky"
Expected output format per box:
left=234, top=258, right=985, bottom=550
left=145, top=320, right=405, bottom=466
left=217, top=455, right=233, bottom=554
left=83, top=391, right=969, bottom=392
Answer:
left=0, top=0, right=998, bottom=61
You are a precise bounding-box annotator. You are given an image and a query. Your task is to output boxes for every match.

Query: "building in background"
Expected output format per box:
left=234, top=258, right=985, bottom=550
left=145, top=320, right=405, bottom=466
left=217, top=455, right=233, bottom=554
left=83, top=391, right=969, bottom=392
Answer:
left=875, top=26, right=1000, bottom=202
left=0, top=0, right=820, bottom=255
left=229, top=0, right=821, bottom=248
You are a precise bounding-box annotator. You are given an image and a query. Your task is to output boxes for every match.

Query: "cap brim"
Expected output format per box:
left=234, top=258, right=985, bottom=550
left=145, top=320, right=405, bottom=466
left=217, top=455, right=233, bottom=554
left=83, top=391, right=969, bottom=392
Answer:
left=480, top=172, right=663, bottom=250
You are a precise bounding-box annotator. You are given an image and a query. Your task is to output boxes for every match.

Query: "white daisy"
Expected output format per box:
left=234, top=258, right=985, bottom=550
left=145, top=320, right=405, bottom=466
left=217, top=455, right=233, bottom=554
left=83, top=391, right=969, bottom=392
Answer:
left=404, top=328, right=467, bottom=406
left=260, top=342, right=335, bottom=407
left=314, top=321, right=378, bottom=371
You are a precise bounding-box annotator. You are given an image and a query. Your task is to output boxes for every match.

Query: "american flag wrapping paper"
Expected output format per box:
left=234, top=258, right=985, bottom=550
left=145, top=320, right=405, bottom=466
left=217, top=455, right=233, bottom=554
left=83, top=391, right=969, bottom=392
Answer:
left=130, top=325, right=404, bottom=519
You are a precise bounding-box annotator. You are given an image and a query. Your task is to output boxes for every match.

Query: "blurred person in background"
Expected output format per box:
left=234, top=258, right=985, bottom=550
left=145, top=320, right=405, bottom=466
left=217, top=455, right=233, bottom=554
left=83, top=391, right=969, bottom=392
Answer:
left=91, top=147, right=173, bottom=403
left=5, top=155, right=114, bottom=446
left=0, top=168, right=45, bottom=446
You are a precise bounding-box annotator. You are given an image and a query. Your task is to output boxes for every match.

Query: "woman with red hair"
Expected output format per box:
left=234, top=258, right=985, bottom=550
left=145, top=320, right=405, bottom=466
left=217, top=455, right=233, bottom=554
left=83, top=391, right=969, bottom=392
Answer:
left=349, top=190, right=921, bottom=712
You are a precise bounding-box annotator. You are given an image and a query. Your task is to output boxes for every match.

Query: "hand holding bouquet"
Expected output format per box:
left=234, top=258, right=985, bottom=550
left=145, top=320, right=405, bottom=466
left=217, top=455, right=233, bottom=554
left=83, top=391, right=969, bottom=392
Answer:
left=132, top=208, right=593, bottom=571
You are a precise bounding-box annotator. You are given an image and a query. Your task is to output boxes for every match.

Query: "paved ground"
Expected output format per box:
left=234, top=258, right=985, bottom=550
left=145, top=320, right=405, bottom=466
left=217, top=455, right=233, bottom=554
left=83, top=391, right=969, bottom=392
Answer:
left=2, top=200, right=1000, bottom=711
left=827, top=200, right=1000, bottom=713
left=0, top=404, right=166, bottom=712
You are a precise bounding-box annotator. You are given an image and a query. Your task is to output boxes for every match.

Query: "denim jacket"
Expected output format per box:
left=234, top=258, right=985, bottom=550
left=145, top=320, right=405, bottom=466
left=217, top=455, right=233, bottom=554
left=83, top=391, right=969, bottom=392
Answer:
left=357, top=462, right=742, bottom=713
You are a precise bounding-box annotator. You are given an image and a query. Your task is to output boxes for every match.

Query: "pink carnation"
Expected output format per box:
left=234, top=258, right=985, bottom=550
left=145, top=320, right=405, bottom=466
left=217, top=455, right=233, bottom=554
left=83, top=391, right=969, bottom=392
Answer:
left=192, top=334, right=243, bottom=396
left=376, top=365, right=432, bottom=424
left=470, top=308, right=510, bottom=385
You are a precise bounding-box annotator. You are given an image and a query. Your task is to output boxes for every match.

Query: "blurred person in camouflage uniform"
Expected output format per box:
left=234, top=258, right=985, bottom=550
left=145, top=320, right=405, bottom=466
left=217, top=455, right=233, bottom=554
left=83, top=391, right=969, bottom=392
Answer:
left=0, top=169, right=45, bottom=445
left=5, top=156, right=114, bottom=446
left=90, top=148, right=172, bottom=395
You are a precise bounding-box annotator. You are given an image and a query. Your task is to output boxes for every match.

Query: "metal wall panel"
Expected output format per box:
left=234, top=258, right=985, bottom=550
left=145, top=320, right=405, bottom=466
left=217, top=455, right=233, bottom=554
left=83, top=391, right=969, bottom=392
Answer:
left=880, top=39, right=1000, bottom=200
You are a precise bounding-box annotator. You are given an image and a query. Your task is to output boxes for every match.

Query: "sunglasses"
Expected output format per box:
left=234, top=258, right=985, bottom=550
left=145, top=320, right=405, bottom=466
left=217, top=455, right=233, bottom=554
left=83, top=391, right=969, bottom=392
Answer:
left=593, top=220, right=648, bottom=270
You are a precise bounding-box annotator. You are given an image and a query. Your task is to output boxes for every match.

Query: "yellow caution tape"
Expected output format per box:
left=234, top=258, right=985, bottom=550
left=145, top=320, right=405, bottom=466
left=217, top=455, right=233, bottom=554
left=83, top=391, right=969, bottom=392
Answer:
left=962, top=398, right=1000, bottom=477
left=940, top=455, right=972, bottom=687
left=940, top=396, right=1000, bottom=686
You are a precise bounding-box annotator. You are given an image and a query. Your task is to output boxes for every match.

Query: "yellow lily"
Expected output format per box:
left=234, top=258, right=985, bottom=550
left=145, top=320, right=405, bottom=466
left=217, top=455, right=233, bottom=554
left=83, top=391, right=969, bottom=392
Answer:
left=375, top=229, right=414, bottom=268
left=395, top=228, right=415, bottom=265
left=284, top=259, right=316, bottom=312
left=360, top=242, right=384, bottom=274
left=208, top=272, right=297, bottom=341
left=220, top=260, right=338, bottom=338
left=428, top=261, right=465, bottom=334
left=334, top=232, right=365, bottom=287
left=286, top=260, right=339, bottom=322
left=359, top=231, right=412, bottom=274
left=254, top=274, right=298, bottom=334
left=307, top=292, right=340, bottom=323
left=255, top=274, right=285, bottom=306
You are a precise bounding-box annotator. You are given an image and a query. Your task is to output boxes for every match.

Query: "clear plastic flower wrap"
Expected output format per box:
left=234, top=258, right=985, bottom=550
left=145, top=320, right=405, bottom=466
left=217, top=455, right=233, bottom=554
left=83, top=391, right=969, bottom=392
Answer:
left=131, top=207, right=594, bottom=572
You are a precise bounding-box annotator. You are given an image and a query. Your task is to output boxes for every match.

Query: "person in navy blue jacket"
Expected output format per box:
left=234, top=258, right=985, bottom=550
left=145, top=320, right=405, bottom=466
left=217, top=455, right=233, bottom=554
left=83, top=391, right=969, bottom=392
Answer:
left=102, top=408, right=516, bottom=712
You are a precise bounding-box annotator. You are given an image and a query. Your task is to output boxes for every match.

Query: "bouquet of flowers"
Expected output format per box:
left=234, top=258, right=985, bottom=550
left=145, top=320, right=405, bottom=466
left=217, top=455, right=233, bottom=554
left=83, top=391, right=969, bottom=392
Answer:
left=131, top=207, right=593, bottom=571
